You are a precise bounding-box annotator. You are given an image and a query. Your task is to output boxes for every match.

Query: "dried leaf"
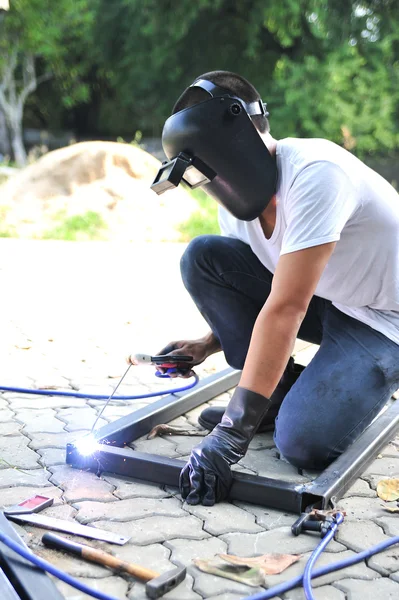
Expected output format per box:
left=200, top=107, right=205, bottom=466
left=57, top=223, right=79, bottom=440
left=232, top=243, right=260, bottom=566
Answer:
left=193, top=559, right=265, bottom=587
left=310, top=508, right=346, bottom=521
left=380, top=503, right=399, bottom=513
left=147, top=424, right=207, bottom=439
left=377, top=478, right=399, bottom=502
left=218, top=553, right=302, bottom=575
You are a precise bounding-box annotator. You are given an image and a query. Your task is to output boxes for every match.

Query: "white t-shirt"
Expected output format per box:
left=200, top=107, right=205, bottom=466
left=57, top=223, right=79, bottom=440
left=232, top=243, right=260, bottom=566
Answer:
left=219, top=137, right=399, bottom=346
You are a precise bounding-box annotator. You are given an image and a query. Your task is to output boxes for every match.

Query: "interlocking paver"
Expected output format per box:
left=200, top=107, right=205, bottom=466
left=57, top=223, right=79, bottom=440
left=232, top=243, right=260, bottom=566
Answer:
left=0, top=397, right=10, bottom=409
left=91, top=515, right=210, bottom=545
left=233, top=502, right=295, bottom=530
left=375, top=515, right=399, bottom=536
left=0, top=436, right=41, bottom=469
left=336, top=519, right=399, bottom=575
left=115, top=541, right=172, bottom=570
left=55, top=406, right=107, bottom=431
left=15, top=408, right=66, bottom=433
left=335, top=577, right=399, bottom=599
left=336, top=519, right=388, bottom=552
left=283, top=586, right=345, bottom=599
left=363, top=455, right=399, bottom=476
left=198, top=595, right=243, bottom=600
left=0, top=407, right=16, bottom=421
left=57, top=575, right=129, bottom=600
left=185, top=502, right=263, bottom=535
left=238, top=449, right=309, bottom=482
left=165, top=537, right=228, bottom=569
left=0, top=421, right=22, bottom=435
left=342, top=478, right=375, bottom=498
left=102, top=474, right=169, bottom=499
left=202, top=588, right=242, bottom=600
left=222, top=526, right=345, bottom=556
left=133, top=435, right=180, bottom=457
left=75, top=497, right=185, bottom=523
left=337, top=495, right=388, bottom=520
left=28, top=431, right=77, bottom=450
left=0, top=467, right=50, bottom=488
left=6, top=395, right=87, bottom=409
left=49, top=465, right=116, bottom=502
left=37, top=447, right=66, bottom=467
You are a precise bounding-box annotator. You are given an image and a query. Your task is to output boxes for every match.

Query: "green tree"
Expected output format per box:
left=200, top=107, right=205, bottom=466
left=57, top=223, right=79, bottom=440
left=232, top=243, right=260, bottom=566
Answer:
left=93, top=0, right=399, bottom=155
left=0, top=0, right=96, bottom=165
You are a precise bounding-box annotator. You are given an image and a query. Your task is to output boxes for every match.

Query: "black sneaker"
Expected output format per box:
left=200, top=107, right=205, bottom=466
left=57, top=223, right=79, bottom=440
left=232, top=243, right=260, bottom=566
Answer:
left=198, top=359, right=305, bottom=432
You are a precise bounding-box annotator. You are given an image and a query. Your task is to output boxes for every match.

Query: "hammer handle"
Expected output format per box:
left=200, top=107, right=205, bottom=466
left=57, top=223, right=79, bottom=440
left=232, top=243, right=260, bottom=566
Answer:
left=42, top=533, right=159, bottom=581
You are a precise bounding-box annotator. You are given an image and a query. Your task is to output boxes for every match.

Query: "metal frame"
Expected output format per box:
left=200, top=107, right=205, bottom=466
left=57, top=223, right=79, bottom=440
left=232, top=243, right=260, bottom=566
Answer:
left=0, top=512, right=64, bottom=600
left=66, top=367, right=399, bottom=513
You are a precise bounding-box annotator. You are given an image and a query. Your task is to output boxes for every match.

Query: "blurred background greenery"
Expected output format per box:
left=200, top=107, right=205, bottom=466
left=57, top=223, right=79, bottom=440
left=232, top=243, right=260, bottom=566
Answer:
left=0, top=0, right=398, bottom=240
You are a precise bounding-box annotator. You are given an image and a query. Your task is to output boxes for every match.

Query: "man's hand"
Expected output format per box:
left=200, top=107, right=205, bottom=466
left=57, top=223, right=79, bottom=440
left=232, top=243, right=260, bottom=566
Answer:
left=155, top=332, right=221, bottom=378
left=180, top=387, right=271, bottom=505
left=180, top=432, right=234, bottom=505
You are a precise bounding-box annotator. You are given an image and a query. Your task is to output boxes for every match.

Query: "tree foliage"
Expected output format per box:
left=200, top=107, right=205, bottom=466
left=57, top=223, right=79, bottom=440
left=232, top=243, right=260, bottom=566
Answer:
left=2, top=0, right=399, bottom=158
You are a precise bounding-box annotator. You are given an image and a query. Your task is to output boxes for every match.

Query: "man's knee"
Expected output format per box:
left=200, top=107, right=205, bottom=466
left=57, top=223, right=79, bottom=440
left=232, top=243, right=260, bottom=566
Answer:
left=180, top=235, right=227, bottom=289
left=274, top=426, right=332, bottom=470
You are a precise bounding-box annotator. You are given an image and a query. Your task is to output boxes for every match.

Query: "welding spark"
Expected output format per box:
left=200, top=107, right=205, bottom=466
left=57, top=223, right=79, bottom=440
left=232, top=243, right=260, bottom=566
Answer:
left=75, top=435, right=100, bottom=457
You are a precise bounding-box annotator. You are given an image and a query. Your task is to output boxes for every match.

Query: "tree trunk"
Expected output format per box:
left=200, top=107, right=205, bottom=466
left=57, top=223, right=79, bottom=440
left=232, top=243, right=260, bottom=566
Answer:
left=9, top=117, right=27, bottom=167
left=0, top=108, right=10, bottom=158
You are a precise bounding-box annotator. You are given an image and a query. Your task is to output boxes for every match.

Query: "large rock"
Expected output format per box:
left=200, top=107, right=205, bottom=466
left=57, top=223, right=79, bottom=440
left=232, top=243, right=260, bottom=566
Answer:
left=0, top=141, right=197, bottom=241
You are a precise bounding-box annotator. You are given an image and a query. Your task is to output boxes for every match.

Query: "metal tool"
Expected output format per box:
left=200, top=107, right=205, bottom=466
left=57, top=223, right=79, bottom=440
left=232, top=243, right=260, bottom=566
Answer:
left=42, top=533, right=186, bottom=598
left=5, top=513, right=130, bottom=545
left=90, top=362, right=132, bottom=434
left=5, top=495, right=54, bottom=515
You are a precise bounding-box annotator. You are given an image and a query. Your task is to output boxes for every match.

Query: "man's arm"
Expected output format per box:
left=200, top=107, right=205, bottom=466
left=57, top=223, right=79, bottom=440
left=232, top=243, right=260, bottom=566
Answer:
left=240, top=241, right=336, bottom=396
left=180, top=241, right=337, bottom=505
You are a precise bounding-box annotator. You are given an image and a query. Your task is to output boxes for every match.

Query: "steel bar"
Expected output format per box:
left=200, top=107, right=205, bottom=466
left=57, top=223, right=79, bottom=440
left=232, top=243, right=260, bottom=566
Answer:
left=66, top=366, right=399, bottom=514
left=0, top=567, right=20, bottom=600
left=92, top=367, right=240, bottom=446
left=301, top=398, right=399, bottom=509
left=0, top=512, right=64, bottom=600
left=66, top=445, right=306, bottom=513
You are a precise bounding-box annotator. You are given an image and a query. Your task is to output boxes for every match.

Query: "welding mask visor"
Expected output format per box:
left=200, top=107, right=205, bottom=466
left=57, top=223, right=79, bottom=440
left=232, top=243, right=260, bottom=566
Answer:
left=151, top=82, right=277, bottom=221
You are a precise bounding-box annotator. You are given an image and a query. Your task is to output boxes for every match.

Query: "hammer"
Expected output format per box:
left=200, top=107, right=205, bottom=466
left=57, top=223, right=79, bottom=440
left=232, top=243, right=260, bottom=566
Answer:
left=42, top=532, right=186, bottom=598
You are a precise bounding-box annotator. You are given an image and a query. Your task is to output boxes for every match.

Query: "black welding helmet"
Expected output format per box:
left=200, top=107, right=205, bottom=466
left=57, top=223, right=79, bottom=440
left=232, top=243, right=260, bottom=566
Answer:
left=151, top=79, right=277, bottom=221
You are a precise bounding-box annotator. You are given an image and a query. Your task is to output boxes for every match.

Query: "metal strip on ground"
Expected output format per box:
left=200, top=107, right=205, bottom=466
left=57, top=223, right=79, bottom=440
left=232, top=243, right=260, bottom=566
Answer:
left=0, top=512, right=64, bottom=600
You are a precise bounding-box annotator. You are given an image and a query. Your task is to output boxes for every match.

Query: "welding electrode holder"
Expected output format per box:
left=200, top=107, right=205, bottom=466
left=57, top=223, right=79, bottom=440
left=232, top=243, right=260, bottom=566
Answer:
left=291, top=511, right=336, bottom=538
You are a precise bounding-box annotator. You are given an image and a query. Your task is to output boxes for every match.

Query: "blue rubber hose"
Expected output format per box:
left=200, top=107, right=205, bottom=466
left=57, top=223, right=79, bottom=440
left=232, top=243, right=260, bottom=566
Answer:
left=0, top=373, right=198, bottom=400
left=0, top=530, right=119, bottom=600
left=245, top=534, right=399, bottom=600
left=302, top=512, right=345, bottom=600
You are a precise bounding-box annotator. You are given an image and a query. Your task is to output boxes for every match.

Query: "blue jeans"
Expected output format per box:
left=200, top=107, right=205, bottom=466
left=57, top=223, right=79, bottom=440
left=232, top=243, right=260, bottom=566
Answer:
left=180, top=235, right=399, bottom=469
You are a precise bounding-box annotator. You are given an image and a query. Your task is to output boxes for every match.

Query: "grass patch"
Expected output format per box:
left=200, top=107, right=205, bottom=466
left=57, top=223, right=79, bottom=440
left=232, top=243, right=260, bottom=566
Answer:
left=43, top=210, right=107, bottom=241
left=0, top=228, right=16, bottom=238
left=178, top=187, right=220, bottom=242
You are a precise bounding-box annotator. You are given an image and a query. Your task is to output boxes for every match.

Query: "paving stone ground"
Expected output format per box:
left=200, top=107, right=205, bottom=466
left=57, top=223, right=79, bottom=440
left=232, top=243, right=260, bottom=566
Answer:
left=0, top=239, right=398, bottom=600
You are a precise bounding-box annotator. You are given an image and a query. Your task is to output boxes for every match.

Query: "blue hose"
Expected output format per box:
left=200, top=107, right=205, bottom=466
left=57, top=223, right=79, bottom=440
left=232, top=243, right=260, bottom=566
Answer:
left=302, top=512, right=344, bottom=600
left=0, top=530, right=119, bottom=600
left=0, top=374, right=198, bottom=400
left=246, top=534, right=399, bottom=600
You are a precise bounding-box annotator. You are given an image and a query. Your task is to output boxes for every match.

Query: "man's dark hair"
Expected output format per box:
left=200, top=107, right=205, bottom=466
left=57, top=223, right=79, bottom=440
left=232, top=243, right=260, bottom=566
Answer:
left=172, top=70, right=270, bottom=134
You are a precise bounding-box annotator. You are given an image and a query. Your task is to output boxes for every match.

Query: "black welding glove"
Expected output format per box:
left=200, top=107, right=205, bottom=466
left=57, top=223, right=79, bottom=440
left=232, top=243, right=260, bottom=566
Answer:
left=180, top=387, right=271, bottom=506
